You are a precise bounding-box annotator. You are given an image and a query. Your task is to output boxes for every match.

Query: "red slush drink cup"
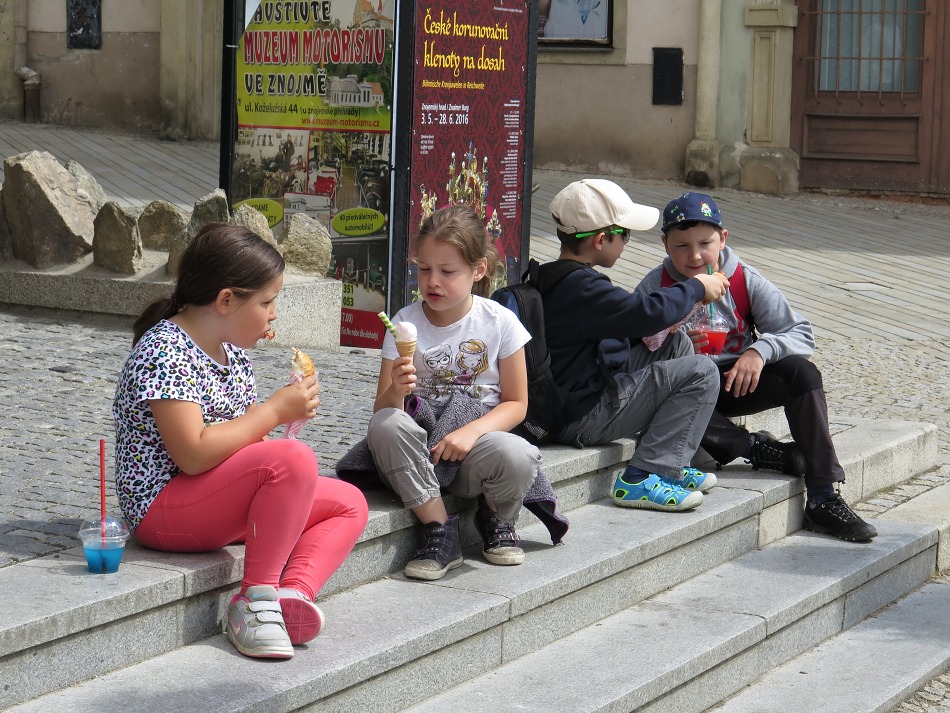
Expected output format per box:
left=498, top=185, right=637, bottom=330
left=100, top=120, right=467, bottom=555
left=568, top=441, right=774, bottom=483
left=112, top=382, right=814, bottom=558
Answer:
left=698, top=326, right=729, bottom=355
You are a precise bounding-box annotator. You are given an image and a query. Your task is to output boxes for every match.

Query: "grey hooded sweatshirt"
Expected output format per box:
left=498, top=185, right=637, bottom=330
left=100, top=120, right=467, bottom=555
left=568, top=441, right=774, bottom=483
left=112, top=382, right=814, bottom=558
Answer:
left=635, top=245, right=815, bottom=367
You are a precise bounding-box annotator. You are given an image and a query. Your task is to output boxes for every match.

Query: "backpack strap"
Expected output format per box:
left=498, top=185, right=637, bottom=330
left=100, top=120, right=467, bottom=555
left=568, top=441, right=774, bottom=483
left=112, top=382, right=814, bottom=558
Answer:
left=525, top=258, right=586, bottom=295
left=728, top=262, right=753, bottom=332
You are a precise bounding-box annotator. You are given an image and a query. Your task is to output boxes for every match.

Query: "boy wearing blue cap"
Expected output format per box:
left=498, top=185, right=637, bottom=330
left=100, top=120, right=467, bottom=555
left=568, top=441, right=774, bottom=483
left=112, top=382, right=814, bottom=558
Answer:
left=636, top=192, right=876, bottom=542
left=541, top=179, right=730, bottom=512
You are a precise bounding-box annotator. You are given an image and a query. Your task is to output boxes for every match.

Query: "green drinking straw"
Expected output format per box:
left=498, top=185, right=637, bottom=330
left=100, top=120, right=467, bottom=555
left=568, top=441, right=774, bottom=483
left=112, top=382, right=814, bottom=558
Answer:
left=707, top=265, right=714, bottom=321
left=377, top=311, right=398, bottom=338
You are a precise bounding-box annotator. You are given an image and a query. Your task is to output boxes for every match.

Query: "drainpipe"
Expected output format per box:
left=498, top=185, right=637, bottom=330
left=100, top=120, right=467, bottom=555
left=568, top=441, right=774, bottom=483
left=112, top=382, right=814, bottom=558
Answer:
left=15, top=67, right=41, bottom=123
left=13, top=0, right=41, bottom=123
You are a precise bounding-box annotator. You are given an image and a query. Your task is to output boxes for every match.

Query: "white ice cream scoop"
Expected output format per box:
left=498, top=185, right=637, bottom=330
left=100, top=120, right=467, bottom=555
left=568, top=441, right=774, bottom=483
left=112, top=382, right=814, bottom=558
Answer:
left=395, top=321, right=417, bottom=342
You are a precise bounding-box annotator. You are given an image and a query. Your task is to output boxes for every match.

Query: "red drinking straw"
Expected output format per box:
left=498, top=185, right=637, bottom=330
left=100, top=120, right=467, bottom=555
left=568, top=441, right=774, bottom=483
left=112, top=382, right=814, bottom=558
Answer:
left=99, top=439, right=106, bottom=543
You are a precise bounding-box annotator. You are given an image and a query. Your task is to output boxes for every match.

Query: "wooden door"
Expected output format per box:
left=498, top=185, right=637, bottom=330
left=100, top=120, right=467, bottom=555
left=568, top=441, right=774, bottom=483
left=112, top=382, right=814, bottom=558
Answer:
left=791, top=0, right=949, bottom=194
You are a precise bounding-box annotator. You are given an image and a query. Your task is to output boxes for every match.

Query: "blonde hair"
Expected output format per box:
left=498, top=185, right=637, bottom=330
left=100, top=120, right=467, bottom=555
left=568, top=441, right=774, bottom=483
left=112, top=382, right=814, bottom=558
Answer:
left=414, top=204, right=498, bottom=297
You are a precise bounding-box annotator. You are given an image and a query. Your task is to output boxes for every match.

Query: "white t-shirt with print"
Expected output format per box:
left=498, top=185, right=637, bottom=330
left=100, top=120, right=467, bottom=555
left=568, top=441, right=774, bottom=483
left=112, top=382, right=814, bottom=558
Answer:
left=381, top=296, right=530, bottom=409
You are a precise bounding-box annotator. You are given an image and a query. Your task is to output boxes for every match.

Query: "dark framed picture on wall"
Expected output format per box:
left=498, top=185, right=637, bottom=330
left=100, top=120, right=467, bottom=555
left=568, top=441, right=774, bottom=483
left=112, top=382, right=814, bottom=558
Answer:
left=539, top=0, right=611, bottom=46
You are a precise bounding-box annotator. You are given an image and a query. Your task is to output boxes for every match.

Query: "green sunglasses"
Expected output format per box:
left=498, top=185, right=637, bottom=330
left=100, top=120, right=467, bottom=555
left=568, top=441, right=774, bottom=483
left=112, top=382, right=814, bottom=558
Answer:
left=574, top=227, right=631, bottom=242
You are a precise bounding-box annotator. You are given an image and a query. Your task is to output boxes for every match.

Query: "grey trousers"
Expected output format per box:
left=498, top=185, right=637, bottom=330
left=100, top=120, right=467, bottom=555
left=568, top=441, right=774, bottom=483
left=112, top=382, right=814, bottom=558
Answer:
left=366, top=407, right=540, bottom=523
left=557, top=330, right=720, bottom=480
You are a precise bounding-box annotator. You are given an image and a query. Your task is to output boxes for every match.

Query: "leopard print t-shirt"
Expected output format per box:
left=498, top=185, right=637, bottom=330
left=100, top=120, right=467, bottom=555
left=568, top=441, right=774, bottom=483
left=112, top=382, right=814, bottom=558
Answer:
left=112, top=320, right=256, bottom=530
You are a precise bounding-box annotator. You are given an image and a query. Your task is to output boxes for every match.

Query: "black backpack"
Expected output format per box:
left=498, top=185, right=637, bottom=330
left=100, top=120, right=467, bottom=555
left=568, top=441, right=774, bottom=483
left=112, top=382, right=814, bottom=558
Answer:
left=490, top=259, right=584, bottom=444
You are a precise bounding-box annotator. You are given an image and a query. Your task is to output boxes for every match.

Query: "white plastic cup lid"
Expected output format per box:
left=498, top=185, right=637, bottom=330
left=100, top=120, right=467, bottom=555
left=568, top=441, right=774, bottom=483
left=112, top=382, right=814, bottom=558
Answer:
left=79, top=514, right=130, bottom=543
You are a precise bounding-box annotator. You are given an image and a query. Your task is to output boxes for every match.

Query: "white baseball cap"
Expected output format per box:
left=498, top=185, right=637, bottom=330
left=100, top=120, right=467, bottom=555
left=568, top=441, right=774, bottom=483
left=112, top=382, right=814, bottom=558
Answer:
left=550, top=179, right=660, bottom=234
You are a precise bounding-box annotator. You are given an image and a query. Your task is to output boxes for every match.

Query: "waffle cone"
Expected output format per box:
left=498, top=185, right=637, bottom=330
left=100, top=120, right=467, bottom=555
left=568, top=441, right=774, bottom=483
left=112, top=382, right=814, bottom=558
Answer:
left=396, top=340, right=416, bottom=358
left=292, top=348, right=315, bottom=376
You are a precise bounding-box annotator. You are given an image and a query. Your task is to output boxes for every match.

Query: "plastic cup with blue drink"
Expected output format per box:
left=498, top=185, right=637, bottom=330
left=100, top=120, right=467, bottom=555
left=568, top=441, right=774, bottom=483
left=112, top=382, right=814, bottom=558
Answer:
left=79, top=515, right=130, bottom=573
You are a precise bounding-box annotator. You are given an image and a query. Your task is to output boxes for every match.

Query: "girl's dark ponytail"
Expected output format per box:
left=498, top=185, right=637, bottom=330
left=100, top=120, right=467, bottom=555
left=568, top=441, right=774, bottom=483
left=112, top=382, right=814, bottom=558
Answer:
left=132, top=294, right=180, bottom=346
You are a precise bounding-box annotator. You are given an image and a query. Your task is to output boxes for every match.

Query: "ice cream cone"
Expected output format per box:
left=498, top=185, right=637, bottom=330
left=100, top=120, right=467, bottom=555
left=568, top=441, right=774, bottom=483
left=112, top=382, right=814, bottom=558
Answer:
left=396, top=340, right=416, bottom=359
left=291, top=348, right=315, bottom=377
left=285, top=349, right=317, bottom=441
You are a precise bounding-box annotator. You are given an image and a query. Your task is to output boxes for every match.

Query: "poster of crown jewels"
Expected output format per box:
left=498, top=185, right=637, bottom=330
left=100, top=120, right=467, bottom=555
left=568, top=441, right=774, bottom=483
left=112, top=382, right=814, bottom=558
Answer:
left=406, top=1, right=532, bottom=304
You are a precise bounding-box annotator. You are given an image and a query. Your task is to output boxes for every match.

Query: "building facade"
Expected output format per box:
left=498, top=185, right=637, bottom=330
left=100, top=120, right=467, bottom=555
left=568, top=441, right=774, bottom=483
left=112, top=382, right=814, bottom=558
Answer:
left=1, top=1, right=946, bottom=196
left=536, top=0, right=948, bottom=195
left=0, top=1, right=223, bottom=140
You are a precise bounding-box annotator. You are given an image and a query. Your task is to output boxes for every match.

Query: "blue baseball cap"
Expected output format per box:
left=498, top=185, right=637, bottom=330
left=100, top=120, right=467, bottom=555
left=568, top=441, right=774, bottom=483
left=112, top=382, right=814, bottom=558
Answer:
left=661, top=192, right=724, bottom=233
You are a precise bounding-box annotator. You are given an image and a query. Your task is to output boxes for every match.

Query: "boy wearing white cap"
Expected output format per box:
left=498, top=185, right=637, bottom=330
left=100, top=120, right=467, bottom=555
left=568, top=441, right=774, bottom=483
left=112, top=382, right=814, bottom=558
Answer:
left=540, top=179, right=729, bottom=511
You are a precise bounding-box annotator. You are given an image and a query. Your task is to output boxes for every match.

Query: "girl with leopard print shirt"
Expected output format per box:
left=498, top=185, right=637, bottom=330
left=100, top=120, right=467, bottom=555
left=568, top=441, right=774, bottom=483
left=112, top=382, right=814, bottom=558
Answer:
left=112, top=223, right=367, bottom=660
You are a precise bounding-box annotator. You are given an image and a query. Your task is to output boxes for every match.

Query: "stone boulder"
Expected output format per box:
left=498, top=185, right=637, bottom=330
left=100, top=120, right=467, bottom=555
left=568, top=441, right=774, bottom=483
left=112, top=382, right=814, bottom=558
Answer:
left=167, top=189, right=230, bottom=276
left=0, top=193, right=13, bottom=260
left=93, top=201, right=142, bottom=274
left=279, top=212, right=332, bottom=274
left=66, top=160, right=109, bottom=212
left=230, top=203, right=277, bottom=248
left=139, top=200, right=188, bottom=251
left=2, top=150, right=97, bottom=268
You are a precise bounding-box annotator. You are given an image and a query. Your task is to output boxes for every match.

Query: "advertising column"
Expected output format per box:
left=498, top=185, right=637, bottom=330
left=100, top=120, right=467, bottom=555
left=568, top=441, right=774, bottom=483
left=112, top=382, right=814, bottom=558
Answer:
left=232, top=1, right=396, bottom=348
left=405, top=2, right=533, bottom=303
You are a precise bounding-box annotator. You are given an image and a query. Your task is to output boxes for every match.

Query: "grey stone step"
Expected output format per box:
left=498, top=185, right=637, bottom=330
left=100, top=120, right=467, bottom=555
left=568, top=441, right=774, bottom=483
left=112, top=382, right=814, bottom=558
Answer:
left=706, top=578, right=950, bottom=713
left=400, top=521, right=938, bottom=713
left=882, top=477, right=950, bottom=571
left=546, top=416, right=938, bottom=548
left=3, top=493, right=760, bottom=711
left=0, top=417, right=937, bottom=709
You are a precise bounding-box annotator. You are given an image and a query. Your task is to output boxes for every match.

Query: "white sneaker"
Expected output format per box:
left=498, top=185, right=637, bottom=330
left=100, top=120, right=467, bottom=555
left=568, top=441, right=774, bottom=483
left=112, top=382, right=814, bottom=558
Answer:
left=277, top=587, right=325, bottom=645
left=225, top=585, right=293, bottom=659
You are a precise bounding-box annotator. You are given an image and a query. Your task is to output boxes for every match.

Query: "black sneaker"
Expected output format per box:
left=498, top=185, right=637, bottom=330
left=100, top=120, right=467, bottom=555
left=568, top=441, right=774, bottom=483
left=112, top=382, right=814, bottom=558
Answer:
left=404, top=514, right=463, bottom=581
left=474, top=499, right=525, bottom=566
left=747, top=431, right=807, bottom=476
left=803, top=493, right=878, bottom=542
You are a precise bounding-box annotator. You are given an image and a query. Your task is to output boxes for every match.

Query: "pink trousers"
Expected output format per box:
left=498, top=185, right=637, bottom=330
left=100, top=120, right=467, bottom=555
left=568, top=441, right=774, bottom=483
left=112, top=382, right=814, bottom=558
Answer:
left=136, top=439, right=368, bottom=600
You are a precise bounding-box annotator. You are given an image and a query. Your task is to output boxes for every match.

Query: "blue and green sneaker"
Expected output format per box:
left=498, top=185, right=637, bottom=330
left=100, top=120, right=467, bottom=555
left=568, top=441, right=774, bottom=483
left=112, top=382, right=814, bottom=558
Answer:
left=674, top=467, right=718, bottom=493
left=612, top=472, right=704, bottom=512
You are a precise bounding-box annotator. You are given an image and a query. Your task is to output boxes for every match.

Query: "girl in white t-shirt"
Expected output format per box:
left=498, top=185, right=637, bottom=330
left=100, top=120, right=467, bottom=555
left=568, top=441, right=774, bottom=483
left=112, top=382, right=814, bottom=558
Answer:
left=367, top=204, right=541, bottom=581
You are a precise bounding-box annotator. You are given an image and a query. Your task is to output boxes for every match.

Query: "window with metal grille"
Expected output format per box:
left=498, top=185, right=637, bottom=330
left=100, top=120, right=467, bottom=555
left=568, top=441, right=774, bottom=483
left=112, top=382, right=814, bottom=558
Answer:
left=813, top=0, right=924, bottom=96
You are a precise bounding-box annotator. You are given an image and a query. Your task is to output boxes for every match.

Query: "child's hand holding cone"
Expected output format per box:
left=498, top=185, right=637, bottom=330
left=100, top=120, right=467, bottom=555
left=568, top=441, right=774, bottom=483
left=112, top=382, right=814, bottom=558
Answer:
left=377, top=313, right=417, bottom=398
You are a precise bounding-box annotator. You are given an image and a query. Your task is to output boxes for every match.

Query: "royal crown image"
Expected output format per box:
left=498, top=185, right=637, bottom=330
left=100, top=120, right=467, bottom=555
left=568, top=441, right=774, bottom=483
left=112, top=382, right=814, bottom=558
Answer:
left=419, top=141, right=498, bottom=231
